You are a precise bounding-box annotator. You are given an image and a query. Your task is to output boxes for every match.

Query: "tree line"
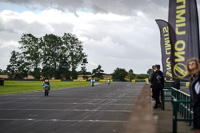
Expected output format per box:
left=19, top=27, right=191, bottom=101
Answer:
left=112, top=68, right=149, bottom=81
left=6, top=33, right=87, bottom=80
left=1, top=33, right=150, bottom=81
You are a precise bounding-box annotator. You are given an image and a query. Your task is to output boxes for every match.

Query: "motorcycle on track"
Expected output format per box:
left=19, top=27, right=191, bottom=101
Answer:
left=91, top=82, right=94, bottom=87
left=107, top=78, right=111, bottom=85
left=91, top=78, right=95, bottom=87
left=44, top=85, right=50, bottom=96
left=42, top=79, right=51, bottom=96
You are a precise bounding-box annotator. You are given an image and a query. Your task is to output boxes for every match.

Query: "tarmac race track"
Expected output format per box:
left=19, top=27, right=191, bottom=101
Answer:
left=0, top=82, right=144, bottom=133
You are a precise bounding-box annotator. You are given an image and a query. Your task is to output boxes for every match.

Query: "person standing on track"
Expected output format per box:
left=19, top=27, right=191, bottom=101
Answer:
left=186, top=58, right=200, bottom=133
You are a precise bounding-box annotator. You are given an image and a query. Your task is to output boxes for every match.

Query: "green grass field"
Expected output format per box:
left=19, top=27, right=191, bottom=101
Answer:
left=0, top=81, right=94, bottom=95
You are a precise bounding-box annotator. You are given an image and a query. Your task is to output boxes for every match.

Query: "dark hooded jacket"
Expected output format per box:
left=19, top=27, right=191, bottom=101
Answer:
left=150, top=70, right=164, bottom=90
left=189, top=72, right=200, bottom=107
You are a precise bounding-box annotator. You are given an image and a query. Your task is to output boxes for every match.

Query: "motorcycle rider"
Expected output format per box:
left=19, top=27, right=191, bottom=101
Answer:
left=42, top=79, right=51, bottom=92
left=107, top=78, right=111, bottom=85
left=91, top=77, right=95, bottom=87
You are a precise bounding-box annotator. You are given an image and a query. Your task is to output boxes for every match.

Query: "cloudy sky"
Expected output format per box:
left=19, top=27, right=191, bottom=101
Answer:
left=0, top=0, right=199, bottom=74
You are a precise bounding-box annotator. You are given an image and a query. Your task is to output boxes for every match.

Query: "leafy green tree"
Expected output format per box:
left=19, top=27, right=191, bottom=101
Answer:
left=19, top=34, right=42, bottom=69
left=6, top=51, right=30, bottom=79
left=136, top=74, right=149, bottom=79
left=0, top=69, right=7, bottom=75
left=92, top=65, right=104, bottom=79
left=6, top=33, right=87, bottom=80
left=57, top=57, right=71, bottom=79
left=16, top=54, right=30, bottom=79
left=147, top=68, right=153, bottom=76
left=81, top=58, right=88, bottom=79
left=112, top=68, right=128, bottom=81
left=41, top=64, right=54, bottom=79
left=127, top=69, right=135, bottom=82
left=41, top=34, right=62, bottom=79
left=19, top=34, right=42, bottom=80
left=62, top=33, right=86, bottom=79
left=6, top=51, right=19, bottom=79
left=30, top=68, right=41, bottom=80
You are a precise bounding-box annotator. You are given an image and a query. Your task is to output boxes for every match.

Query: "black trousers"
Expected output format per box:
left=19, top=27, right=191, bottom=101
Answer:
left=194, top=106, right=200, bottom=130
left=152, top=89, right=161, bottom=106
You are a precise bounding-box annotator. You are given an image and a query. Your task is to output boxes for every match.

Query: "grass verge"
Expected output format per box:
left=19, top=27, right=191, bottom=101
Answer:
left=0, top=81, right=93, bottom=95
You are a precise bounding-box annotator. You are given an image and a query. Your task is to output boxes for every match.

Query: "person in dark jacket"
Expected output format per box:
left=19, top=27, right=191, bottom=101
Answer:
left=150, top=65, right=156, bottom=97
left=186, top=58, right=200, bottom=133
left=150, top=64, right=164, bottom=108
left=149, top=65, right=156, bottom=83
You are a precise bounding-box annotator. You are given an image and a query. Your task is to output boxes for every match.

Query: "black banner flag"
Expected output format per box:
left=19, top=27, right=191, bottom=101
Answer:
left=156, top=19, right=172, bottom=79
left=168, top=0, right=199, bottom=81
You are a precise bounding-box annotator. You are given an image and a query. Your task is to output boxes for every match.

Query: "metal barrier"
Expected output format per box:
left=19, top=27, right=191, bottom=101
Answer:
left=162, top=87, right=193, bottom=133
left=161, top=81, right=175, bottom=110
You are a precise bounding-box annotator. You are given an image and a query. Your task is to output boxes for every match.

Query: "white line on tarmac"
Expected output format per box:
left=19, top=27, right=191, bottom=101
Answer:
left=0, top=102, right=135, bottom=106
left=0, top=98, right=138, bottom=100
left=0, top=109, right=133, bottom=112
left=0, top=118, right=128, bottom=123
left=0, top=98, right=40, bottom=99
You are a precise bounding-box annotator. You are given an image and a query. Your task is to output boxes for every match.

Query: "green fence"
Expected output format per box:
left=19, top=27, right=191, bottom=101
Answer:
left=162, top=86, right=193, bottom=133
left=180, top=82, right=186, bottom=86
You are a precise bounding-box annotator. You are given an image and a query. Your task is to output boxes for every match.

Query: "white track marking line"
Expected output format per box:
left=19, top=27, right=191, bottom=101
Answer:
left=0, top=109, right=133, bottom=112
left=0, top=98, right=139, bottom=101
left=0, top=102, right=135, bottom=106
left=0, top=118, right=128, bottom=123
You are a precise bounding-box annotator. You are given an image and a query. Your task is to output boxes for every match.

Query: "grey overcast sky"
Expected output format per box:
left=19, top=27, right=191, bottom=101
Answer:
left=0, top=0, right=199, bottom=74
